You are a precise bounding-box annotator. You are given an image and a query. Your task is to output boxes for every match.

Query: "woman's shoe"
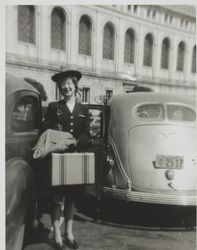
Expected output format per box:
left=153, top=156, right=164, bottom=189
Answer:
left=53, top=242, right=66, bottom=250
left=64, top=238, right=78, bottom=249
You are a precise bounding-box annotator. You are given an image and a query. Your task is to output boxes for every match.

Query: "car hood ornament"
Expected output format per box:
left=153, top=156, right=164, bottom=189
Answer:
left=159, top=131, right=175, bottom=138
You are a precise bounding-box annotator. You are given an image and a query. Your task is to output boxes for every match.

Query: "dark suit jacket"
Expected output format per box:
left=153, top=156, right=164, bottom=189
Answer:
left=42, top=100, right=90, bottom=150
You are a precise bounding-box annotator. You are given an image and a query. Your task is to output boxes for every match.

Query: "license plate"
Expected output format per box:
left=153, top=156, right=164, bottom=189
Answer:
left=155, top=155, right=184, bottom=169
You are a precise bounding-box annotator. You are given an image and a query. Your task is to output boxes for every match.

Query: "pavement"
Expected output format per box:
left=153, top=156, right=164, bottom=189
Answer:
left=23, top=197, right=196, bottom=250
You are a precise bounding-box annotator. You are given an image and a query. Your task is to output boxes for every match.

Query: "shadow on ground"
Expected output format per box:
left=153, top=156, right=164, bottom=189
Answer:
left=23, top=223, right=55, bottom=250
left=76, top=195, right=196, bottom=231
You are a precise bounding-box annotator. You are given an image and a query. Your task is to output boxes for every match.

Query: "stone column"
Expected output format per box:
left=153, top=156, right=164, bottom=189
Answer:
left=184, top=39, right=192, bottom=82
left=153, top=29, right=160, bottom=79
left=116, top=17, right=125, bottom=75
left=136, top=24, right=144, bottom=77
left=169, top=35, right=177, bottom=82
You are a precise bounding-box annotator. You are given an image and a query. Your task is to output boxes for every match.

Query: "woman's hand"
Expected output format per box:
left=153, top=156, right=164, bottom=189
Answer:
left=51, top=138, right=77, bottom=153
left=52, top=142, right=69, bottom=152
left=70, top=138, right=79, bottom=147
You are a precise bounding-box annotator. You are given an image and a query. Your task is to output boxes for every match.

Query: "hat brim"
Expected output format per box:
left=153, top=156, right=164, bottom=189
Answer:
left=51, top=70, right=82, bottom=83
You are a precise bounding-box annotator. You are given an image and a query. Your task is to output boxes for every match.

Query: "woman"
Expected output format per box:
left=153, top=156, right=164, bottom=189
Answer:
left=42, top=70, right=90, bottom=250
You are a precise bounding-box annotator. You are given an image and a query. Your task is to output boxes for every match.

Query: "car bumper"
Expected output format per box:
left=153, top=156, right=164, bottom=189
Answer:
left=102, top=186, right=196, bottom=206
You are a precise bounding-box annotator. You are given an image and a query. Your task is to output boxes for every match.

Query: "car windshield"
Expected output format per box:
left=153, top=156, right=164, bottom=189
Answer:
left=11, top=97, right=36, bottom=132
left=136, top=104, right=164, bottom=120
left=89, top=109, right=103, bottom=138
left=167, top=104, right=196, bottom=122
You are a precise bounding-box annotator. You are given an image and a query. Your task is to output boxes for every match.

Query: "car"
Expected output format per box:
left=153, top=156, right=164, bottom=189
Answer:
left=86, top=92, right=196, bottom=206
left=6, top=74, right=196, bottom=250
left=6, top=73, right=42, bottom=250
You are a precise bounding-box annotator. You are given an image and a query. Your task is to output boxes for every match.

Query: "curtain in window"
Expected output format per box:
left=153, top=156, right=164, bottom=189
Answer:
left=161, top=38, right=170, bottom=69
left=18, top=6, right=35, bottom=43
left=176, top=42, right=185, bottom=71
left=191, top=45, right=196, bottom=73
left=79, top=15, right=92, bottom=55
left=124, top=29, right=135, bottom=64
left=103, top=23, right=115, bottom=60
left=51, top=7, right=65, bottom=50
left=143, top=34, right=153, bottom=66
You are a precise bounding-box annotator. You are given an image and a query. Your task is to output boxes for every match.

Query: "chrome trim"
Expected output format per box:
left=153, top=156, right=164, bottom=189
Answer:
left=102, top=186, right=196, bottom=206
left=108, top=136, right=131, bottom=188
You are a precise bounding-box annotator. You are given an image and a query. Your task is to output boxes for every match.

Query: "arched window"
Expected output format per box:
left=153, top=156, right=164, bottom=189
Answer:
left=18, top=6, right=35, bottom=43
left=127, top=5, right=132, bottom=11
left=103, top=22, right=115, bottom=60
left=147, top=9, right=151, bottom=18
left=152, top=10, right=156, bottom=19
left=164, top=14, right=168, bottom=22
left=133, top=5, right=138, bottom=13
left=124, top=28, right=135, bottom=64
left=176, top=41, right=185, bottom=71
left=161, top=38, right=170, bottom=69
left=51, top=7, right=66, bottom=50
left=191, top=45, right=196, bottom=73
left=143, top=33, right=153, bottom=67
left=79, top=15, right=92, bottom=56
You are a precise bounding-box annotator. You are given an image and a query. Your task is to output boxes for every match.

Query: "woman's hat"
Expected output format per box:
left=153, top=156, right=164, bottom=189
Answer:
left=51, top=70, right=82, bottom=83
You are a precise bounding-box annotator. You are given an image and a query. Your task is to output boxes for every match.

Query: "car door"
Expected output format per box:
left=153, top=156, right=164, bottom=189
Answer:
left=84, top=104, right=109, bottom=196
left=6, top=89, right=41, bottom=250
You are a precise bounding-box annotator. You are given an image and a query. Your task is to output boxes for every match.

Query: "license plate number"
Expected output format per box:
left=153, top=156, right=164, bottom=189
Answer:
left=155, top=155, right=184, bottom=169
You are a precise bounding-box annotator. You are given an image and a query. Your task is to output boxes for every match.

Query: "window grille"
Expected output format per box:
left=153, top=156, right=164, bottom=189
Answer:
left=180, top=19, right=184, bottom=27
left=185, top=20, right=188, bottom=28
left=192, top=46, right=196, bottom=73
left=79, top=15, right=92, bottom=55
left=18, top=5, right=35, bottom=44
left=176, top=42, right=185, bottom=71
left=143, top=34, right=153, bottom=67
left=103, top=23, right=115, bottom=60
left=161, top=38, right=170, bottom=69
left=51, top=7, right=65, bottom=50
left=128, top=5, right=132, bottom=11
left=164, top=14, right=168, bottom=22
left=106, top=90, right=113, bottom=102
left=82, top=88, right=90, bottom=103
left=147, top=9, right=151, bottom=17
left=133, top=5, right=138, bottom=13
left=152, top=10, right=156, bottom=19
left=124, top=29, right=135, bottom=64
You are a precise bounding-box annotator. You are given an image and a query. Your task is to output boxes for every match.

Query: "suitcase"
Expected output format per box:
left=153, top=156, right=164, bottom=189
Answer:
left=52, top=152, right=95, bottom=186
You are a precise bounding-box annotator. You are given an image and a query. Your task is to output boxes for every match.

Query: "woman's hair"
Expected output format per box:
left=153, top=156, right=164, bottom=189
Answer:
left=70, top=77, right=78, bottom=87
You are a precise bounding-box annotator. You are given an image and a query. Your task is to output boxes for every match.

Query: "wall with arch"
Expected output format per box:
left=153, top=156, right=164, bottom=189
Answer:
left=6, top=5, right=196, bottom=103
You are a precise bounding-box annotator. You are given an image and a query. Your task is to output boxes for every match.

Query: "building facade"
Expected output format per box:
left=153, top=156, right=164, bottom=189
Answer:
left=6, top=5, right=196, bottom=104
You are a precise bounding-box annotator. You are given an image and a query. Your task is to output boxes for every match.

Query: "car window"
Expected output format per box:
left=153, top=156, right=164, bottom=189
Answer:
left=11, top=97, right=37, bottom=132
left=167, top=105, right=196, bottom=122
left=89, top=109, right=103, bottom=138
left=136, top=104, right=165, bottom=120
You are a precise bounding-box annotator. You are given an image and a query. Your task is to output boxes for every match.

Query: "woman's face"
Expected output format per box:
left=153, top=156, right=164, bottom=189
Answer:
left=59, top=77, right=76, bottom=98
